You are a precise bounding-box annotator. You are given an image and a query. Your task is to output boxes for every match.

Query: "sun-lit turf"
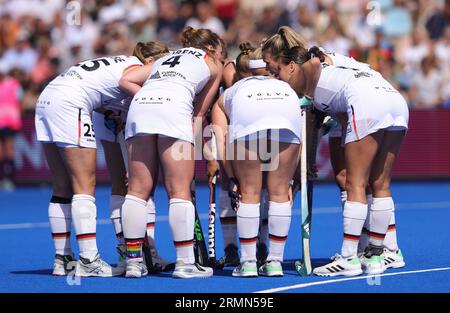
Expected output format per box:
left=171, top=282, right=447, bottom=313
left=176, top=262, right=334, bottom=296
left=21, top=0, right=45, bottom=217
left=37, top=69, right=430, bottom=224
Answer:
left=1, top=181, right=450, bottom=293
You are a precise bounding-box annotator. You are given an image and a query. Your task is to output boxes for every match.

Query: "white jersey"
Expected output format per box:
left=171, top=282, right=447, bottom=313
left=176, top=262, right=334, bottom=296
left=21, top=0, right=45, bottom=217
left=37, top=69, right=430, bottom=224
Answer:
left=327, top=52, right=371, bottom=71
left=126, top=47, right=212, bottom=142
left=313, top=64, right=408, bottom=143
left=224, top=76, right=301, bottom=143
left=141, top=47, right=211, bottom=106
left=46, top=55, right=142, bottom=112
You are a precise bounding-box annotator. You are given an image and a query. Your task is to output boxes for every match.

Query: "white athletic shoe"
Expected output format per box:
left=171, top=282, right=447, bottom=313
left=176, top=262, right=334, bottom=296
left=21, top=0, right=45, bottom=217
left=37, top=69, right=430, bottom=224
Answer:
left=258, top=260, right=283, bottom=277
left=172, top=261, right=213, bottom=279
left=232, top=261, right=258, bottom=278
left=313, top=254, right=363, bottom=277
left=383, top=248, right=405, bottom=270
left=361, top=245, right=385, bottom=275
left=125, top=258, right=148, bottom=278
left=75, top=254, right=123, bottom=277
left=52, top=254, right=76, bottom=276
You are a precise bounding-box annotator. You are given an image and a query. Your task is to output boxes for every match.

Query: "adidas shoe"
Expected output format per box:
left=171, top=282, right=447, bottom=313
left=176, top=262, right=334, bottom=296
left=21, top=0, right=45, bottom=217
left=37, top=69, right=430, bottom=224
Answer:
left=383, top=248, right=405, bottom=270
left=259, top=260, right=283, bottom=277
left=125, top=258, right=148, bottom=278
left=52, top=254, right=76, bottom=276
left=232, top=261, right=258, bottom=278
left=219, top=244, right=240, bottom=267
left=361, top=245, right=385, bottom=275
left=313, top=254, right=363, bottom=277
left=172, top=261, right=213, bottom=279
left=75, top=254, right=123, bottom=277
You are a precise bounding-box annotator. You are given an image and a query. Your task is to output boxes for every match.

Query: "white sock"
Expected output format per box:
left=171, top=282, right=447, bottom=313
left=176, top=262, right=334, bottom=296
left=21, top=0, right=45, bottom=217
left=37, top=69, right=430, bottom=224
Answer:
left=146, top=196, right=156, bottom=248
left=268, top=201, right=291, bottom=262
left=340, top=190, right=347, bottom=210
left=72, top=194, right=98, bottom=261
left=383, top=206, right=399, bottom=251
left=259, top=189, right=269, bottom=246
left=368, top=197, right=393, bottom=247
left=219, top=189, right=237, bottom=248
left=109, top=195, right=125, bottom=244
left=358, top=194, right=373, bottom=253
left=341, top=201, right=367, bottom=258
left=122, top=195, right=147, bottom=259
left=237, top=202, right=260, bottom=263
left=48, top=196, right=72, bottom=256
left=169, top=198, right=195, bottom=264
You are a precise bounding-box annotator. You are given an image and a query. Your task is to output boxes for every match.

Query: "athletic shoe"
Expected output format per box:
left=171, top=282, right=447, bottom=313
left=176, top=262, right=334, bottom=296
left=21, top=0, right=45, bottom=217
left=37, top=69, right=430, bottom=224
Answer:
left=149, top=248, right=175, bottom=272
left=383, top=248, right=405, bottom=270
left=220, top=244, right=240, bottom=267
left=258, top=260, right=283, bottom=277
left=256, top=243, right=268, bottom=268
left=313, top=254, right=363, bottom=277
left=232, top=261, right=258, bottom=278
left=361, top=245, right=385, bottom=275
left=172, top=261, right=213, bottom=279
left=52, top=254, right=76, bottom=276
left=125, top=258, right=148, bottom=278
left=75, top=254, right=123, bottom=277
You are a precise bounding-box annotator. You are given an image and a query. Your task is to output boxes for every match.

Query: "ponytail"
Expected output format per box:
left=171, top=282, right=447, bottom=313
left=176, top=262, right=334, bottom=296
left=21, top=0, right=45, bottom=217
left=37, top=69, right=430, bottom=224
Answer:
left=235, top=42, right=263, bottom=78
left=180, top=26, right=221, bottom=58
left=261, top=26, right=307, bottom=58
left=133, top=41, right=169, bottom=64
left=279, top=46, right=325, bottom=65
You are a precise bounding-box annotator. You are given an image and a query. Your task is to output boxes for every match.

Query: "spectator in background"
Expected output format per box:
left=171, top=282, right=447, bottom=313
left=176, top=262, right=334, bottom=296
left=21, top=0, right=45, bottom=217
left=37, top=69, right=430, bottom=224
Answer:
left=157, top=0, right=192, bottom=45
left=0, top=33, right=38, bottom=74
left=409, top=55, right=446, bottom=110
left=255, top=6, right=283, bottom=36
left=185, top=0, right=226, bottom=36
left=212, top=0, right=238, bottom=28
left=426, top=0, right=450, bottom=40
left=0, top=64, right=23, bottom=190
left=398, top=28, right=430, bottom=75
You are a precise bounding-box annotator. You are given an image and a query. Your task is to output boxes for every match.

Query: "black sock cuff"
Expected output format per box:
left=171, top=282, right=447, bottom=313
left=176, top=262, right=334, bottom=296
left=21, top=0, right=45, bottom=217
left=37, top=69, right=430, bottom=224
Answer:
left=50, top=195, right=72, bottom=204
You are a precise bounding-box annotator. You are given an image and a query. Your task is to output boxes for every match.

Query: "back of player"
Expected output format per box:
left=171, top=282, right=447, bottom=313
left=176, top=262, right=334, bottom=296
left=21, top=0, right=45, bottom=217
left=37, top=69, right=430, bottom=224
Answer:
left=126, top=47, right=211, bottom=143
left=224, top=76, right=301, bottom=143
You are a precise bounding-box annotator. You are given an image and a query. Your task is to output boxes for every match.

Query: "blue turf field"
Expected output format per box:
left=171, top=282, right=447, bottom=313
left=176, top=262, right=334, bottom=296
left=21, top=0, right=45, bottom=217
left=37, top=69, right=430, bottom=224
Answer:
left=1, top=181, right=450, bottom=293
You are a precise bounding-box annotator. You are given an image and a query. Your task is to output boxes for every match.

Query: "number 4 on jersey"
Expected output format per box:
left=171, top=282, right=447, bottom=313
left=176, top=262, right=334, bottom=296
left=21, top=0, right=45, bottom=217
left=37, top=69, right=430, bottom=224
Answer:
left=162, top=56, right=181, bottom=68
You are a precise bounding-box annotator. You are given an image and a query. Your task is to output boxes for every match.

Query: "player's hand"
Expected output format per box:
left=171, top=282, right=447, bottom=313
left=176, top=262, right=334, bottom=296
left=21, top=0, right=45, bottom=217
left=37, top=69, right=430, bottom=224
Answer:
left=104, top=110, right=124, bottom=135
left=207, top=160, right=220, bottom=183
left=228, top=177, right=241, bottom=211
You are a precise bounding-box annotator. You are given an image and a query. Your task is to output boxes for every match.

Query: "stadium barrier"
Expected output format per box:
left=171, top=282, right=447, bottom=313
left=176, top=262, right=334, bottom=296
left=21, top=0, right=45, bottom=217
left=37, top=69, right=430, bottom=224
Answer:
left=15, top=110, right=450, bottom=183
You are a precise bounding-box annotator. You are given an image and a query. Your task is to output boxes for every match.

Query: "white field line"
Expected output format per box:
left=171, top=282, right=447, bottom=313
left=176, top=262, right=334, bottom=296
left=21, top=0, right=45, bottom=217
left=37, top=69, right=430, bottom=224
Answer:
left=1, top=201, right=449, bottom=231
left=254, top=266, right=450, bottom=293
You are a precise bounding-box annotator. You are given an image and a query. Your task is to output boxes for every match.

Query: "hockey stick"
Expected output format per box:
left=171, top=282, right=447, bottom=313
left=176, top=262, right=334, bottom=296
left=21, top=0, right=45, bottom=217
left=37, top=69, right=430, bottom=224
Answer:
left=207, top=131, right=224, bottom=269
left=295, top=103, right=313, bottom=276
left=191, top=179, right=210, bottom=267
left=117, top=130, right=158, bottom=273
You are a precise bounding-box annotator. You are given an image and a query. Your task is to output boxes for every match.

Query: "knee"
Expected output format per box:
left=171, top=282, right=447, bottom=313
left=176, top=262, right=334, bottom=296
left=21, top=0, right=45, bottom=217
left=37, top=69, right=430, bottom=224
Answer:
left=239, top=184, right=261, bottom=204
left=345, top=176, right=367, bottom=193
left=335, top=169, right=347, bottom=191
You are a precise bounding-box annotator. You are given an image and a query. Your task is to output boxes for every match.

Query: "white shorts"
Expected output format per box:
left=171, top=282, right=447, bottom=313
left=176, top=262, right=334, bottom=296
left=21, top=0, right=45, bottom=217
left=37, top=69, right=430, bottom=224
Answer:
left=35, top=87, right=97, bottom=149
left=92, top=110, right=127, bottom=143
left=126, top=90, right=194, bottom=143
left=343, top=77, right=409, bottom=144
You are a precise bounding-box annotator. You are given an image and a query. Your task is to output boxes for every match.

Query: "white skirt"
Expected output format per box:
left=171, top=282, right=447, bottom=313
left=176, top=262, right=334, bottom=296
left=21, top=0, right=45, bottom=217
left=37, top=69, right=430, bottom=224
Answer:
left=343, top=77, right=409, bottom=144
left=35, top=87, right=96, bottom=148
left=126, top=89, right=194, bottom=143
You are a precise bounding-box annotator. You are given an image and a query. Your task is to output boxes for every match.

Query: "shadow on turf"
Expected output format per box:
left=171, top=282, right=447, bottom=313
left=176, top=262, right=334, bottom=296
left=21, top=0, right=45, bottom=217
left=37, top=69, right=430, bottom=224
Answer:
left=10, top=269, right=53, bottom=276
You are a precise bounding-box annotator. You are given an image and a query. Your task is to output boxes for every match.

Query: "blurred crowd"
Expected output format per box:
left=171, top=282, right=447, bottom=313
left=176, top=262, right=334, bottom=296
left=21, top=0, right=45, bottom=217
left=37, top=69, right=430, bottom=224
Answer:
left=1, top=0, right=450, bottom=115
left=0, top=0, right=449, bottom=189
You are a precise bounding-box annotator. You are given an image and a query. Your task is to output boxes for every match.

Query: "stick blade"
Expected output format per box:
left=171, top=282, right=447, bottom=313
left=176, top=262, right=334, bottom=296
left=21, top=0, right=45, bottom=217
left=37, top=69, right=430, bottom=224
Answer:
left=295, top=260, right=312, bottom=276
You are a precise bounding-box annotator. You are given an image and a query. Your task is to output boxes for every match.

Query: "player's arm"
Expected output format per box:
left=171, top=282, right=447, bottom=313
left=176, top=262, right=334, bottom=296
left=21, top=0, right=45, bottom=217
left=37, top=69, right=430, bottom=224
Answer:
left=118, top=64, right=153, bottom=96
left=211, top=93, right=233, bottom=179
left=193, top=59, right=223, bottom=118
left=222, top=61, right=237, bottom=88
